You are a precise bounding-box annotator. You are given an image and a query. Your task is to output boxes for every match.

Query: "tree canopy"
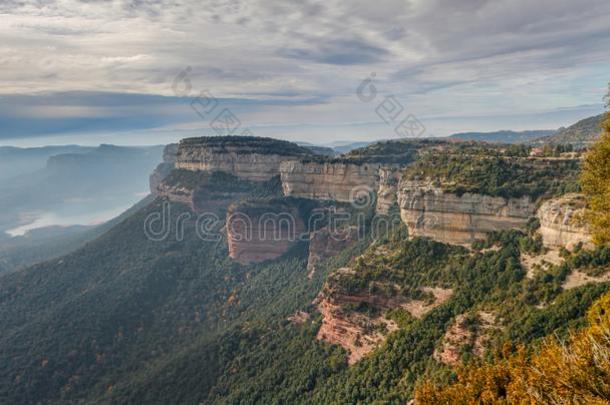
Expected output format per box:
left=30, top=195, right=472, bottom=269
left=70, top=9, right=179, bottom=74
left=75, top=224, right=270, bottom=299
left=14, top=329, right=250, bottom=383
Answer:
left=581, top=87, right=610, bottom=245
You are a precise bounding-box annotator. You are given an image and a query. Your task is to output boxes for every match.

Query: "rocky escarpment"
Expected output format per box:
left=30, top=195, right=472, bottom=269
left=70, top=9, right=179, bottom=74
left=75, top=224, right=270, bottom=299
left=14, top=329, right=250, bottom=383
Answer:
left=316, top=270, right=453, bottom=364
left=315, top=292, right=398, bottom=365
left=376, top=167, right=401, bottom=214
left=398, top=181, right=536, bottom=245
left=176, top=136, right=311, bottom=182
left=280, top=160, right=384, bottom=204
left=226, top=200, right=306, bottom=264
left=307, top=226, right=360, bottom=278
left=434, top=311, right=497, bottom=366
left=537, top=193, right=592, bottom=250
left=155, top=170, right=267, bottom=212
left=150, top=143, right=178, bottom=194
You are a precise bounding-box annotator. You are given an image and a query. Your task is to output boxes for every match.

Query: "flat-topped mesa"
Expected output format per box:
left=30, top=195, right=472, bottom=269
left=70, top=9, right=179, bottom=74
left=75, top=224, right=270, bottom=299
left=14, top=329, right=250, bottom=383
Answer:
left=280, top=160, right=383, bottom=203
left=537, top=193, right=593, bottom=250
left=398, top=180, right=536, bottom=246
left=226, top=199, right=306, bottom=264
left=175, top=136, right=312, bottom=182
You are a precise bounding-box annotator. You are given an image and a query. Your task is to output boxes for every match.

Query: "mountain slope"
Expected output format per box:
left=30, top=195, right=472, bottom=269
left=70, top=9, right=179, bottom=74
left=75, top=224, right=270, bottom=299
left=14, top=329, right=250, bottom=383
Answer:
left=448, top=129, right=555, bottom=144
left=0, top=144, right=163, bottom=233
left=0, top=198, right=344, bottom=403
left=0, top=195, right=154, bottom=274
left=1, top=136, right=609, bottom=403
left=531, top=114, right=605, bottom=147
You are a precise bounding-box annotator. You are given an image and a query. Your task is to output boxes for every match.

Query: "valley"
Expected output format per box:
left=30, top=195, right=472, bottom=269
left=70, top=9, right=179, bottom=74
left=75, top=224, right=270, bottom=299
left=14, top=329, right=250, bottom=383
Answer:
left=1, top=126, right=609, bottom=403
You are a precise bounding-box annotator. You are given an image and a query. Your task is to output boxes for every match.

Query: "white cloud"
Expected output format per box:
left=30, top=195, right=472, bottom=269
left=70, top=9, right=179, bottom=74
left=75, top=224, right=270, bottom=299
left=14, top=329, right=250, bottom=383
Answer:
left=0, top=0, right=609, bottom=142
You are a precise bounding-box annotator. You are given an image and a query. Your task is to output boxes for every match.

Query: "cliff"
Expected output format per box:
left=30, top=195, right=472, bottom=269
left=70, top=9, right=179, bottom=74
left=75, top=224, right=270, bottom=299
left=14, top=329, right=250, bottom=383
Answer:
left=150, top=143, right=178, bottom=194
left=307, top=226, right=360, bottom=278
left=280, top=160, right=382, bottom=203
left=375, top=167, right=401, bottom=214
left=433, top=311, right=496, bottom=366
left=316, top=284, right=452, bottom=364
left=315, top=292, right=398, bottom=365
left=175, top=136, right=311, bottom=182
left=397, top=180, right=536, bottom=245
left=226, top=200, right=306, bottom=264
left=155, top=169, right=266, bottom=212
left=537, top=193, right=592, bottom=250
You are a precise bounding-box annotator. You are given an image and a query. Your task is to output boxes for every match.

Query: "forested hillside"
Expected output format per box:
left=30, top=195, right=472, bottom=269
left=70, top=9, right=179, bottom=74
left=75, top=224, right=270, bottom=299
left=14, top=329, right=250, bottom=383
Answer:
left=1, top=128, right=610, bottom=403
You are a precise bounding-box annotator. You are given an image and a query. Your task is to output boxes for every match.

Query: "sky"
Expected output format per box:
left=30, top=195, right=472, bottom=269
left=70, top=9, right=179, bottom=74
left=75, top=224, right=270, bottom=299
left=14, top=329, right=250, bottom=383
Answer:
left=1, top=0, right=609, bottom=146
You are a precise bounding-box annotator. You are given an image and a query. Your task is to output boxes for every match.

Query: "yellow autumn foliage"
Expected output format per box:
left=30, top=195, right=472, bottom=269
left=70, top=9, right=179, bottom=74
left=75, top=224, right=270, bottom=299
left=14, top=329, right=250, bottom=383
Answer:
left=415, top=290, right=610, bottom=404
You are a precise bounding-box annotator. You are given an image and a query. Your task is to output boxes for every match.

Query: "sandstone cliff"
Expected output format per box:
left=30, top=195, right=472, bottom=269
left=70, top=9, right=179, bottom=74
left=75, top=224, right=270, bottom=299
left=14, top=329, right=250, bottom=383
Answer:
left=537, top=193, right=592, bottom=250
left=375, top=167, right=401, bottom=214
left=397, top=180, right=536, bottom=245
left=155, top=170, right=258, bottom=212
left=315, top=291, right=398, bottom=365
left=280, top=160, right=381, bottom=203
left=226, top=200, right=306, bottom=264
left=176, top=137, right=310, bottom=182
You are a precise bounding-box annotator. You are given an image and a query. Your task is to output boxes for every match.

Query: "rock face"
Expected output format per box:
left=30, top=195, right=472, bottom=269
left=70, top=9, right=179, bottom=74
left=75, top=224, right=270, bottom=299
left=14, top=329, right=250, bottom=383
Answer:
left=150, top=143, right=178, bottom=194
left=316, top=279, right=452, bottom=365
left=155, top=181, right=194, bottom=207
left=537, top=193, right=592, bottom=250
left=226, top=201, right=306, bottom=264
left=434, top=311, right=496, bottom=366
left=155, top=170, right=253, bottom=212
left=397, top=181, right=536, bottom=245
left=306, top=226, right=360, bottom=278
left=175, top=137, right=310, bottom=182
left=280, top=161, right=382, bottom=203
left=315, top=293, right=398, bottom=365
left=375, top=167, right=401, bottom=214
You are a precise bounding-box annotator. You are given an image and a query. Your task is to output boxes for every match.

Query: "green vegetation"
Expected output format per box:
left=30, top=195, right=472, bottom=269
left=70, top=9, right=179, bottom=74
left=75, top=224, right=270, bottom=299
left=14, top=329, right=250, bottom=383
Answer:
left=416, top=288, right=610, bottom=404
left=341, top=139, right=436, bottom=164
left=180, top=136, right=312, bottom=156
left=534, top=113, right=605, bottom=148
left=0, top=199, right=355, bottom=404
left=581, top=97, right=610, bottom=245
left=404, top=147, right=581, bottom=199
left=3, top=130, right=610, bottom=404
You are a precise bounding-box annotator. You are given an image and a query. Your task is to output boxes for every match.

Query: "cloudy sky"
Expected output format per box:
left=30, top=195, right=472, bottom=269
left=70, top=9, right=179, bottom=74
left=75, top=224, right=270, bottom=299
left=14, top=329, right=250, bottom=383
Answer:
left=1, top=0, right=609, bottom=146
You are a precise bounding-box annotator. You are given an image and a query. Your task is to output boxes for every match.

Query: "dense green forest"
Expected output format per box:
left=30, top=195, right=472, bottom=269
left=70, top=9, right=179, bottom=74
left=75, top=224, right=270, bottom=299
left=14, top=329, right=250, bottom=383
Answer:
left=404, top=147, right=581, bottom=199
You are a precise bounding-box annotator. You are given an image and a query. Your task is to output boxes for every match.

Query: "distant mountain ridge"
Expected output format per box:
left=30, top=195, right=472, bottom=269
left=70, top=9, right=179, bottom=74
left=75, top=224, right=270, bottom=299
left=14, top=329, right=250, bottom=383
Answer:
left=530, top=114, right=605, bottom=147
left=448, top=129, right=555, bottom=143
left=0, top=145, right=96, bottom=181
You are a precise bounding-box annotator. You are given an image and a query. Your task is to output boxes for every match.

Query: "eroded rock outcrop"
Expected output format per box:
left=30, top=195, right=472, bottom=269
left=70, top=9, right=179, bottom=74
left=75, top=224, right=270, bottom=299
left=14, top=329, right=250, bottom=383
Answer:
left=176, top=137, right=310, bottom=182
left=376, top=167, right=401, bottom=214
left=155, top=170, right=254, bottom=212
left=280, top=161, right=382, bottom=203
left=227, top=200, right=306, bottom=264
left=398, top=181, right=536, bottom=245
left=537, top=193, right=592, bottom=250
left=315, top=293, right=398, bottom=365
left=434, top=311, right=497, bottom=366
left=307, top=226, right=360, bottom=278
left=316, top=282, right=452, bottom=364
